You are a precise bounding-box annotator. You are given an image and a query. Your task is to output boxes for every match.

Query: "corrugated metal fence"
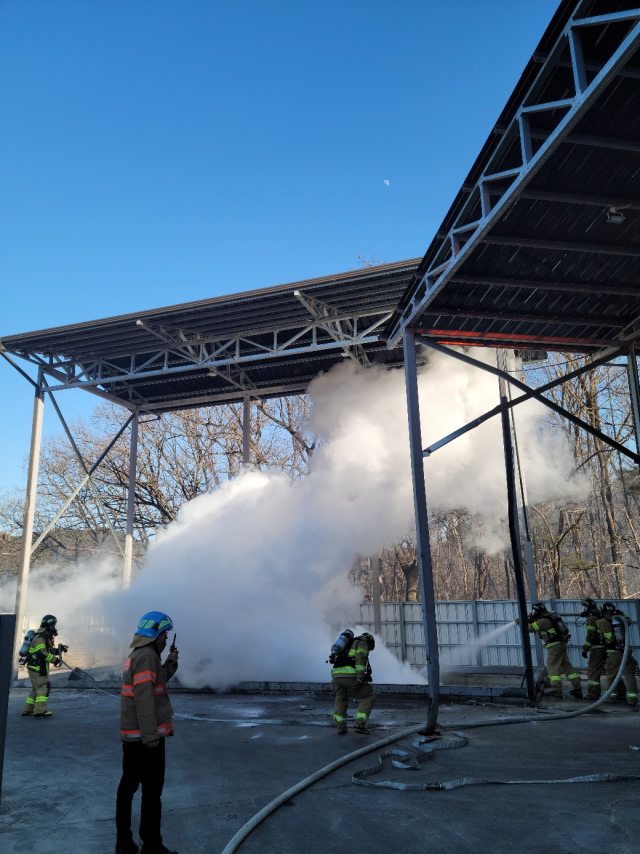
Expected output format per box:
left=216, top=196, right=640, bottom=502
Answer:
left=359, top=599, right=640, bottom=669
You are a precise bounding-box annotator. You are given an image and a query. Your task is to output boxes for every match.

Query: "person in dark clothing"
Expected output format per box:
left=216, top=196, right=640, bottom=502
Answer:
left=115, top=611, right=179, bottom=854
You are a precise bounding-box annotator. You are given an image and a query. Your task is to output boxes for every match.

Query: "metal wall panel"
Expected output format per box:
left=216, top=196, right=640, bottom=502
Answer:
left=359, top=599, right=640, bottom=668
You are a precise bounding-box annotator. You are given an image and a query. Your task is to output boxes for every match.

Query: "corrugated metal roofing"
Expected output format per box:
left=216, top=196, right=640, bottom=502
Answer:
left=388, top=0, right=640, bottom=352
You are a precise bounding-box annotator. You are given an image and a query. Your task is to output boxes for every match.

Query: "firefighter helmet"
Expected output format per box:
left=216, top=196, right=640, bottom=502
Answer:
left=40, top=615, right=58, bottom=636
left=601, top=602, right=617, bottom=614
left=580, top=596, right=600, bottom=617
left=361, top=632, right=375, bottom=650
left=531, top=602, right=546, bottom=613
left=135, top=611, right=173, bottom=638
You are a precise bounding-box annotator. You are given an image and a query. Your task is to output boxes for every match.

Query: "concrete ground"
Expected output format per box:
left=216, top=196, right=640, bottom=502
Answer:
left=1, top=686, right=639, bottom=854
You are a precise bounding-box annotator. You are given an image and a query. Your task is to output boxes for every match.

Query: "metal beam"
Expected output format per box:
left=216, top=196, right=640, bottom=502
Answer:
left=627, top=348, right=640, bottom=459
left=30, top=413, right=135, bottom=555
left=12, top=374, right=45, bottom=680
left=123, top=412, right=139, bottom=589
left=388, top=11, right=640, bottom=346
left=242, top=396, right=251, bottom=466
left=451, top=274, right=640, bottom=298
left=416, top=337, right=640, bottom=464
left=517, top=189, right=640, bottom=211
left=403, top=332, right=439, bottom=734
left=422, top=306, right=621, bottom=329
left=137, top=382, right=310, bottom=413
left=412, top=328, right=618, bottom=348
left=423, top=347, right=624, bottom=457
left=530, top=130, right=640, bottom=153
left=481, top=235, right=640, bottom=258
left=46, top=390, right=126, bottom=558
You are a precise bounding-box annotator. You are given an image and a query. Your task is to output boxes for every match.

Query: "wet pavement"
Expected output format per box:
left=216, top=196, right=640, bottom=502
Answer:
left=1, top=687, right=639, bottom=853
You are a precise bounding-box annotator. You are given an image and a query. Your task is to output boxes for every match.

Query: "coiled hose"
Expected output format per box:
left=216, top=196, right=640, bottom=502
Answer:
left=221, top=628, right=635, bottom=854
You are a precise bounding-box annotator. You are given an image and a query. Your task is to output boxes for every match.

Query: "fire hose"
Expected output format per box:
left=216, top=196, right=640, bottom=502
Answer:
left=221, top=627, right=637, bottom=854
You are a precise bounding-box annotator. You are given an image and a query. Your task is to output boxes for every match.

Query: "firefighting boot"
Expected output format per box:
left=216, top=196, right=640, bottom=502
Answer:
left=140, top=846, right=178, bottom=854
left=115, top=841, right=139, bottom=854
left=21, top=709, right=33, bottom=716
left=33, top=711, right=53, bottom=718
left=336, top=721, right=347, bottom=734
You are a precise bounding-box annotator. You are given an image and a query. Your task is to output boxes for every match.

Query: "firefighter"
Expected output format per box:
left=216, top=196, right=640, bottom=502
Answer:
left=580, top=598, right=606, bottom=699
left=115, top=611, right=179, bottom=854
left=517, top=602, right=582, bottom=698
left=331, top=632, right=376, bottom=734
left=21, top=615, right=65, bottom=718
left=596, top=602, right=638, bottom=707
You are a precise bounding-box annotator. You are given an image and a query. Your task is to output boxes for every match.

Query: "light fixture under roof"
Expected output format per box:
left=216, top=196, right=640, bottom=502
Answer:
left=607, top=206, right=626, bottom=224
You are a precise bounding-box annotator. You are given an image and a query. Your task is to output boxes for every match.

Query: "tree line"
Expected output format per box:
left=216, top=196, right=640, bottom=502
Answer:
left=2, top=353, right=640, bottom=603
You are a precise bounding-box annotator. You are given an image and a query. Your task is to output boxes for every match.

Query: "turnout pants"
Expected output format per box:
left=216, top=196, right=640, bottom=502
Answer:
left=546, top=643, right=581, bottom=696
left=586, top=648, right=606, bottom=698
left=116, top=738, right=166, bottom=847
left=332, top=677, right=375, bottom=728
left=604, top=651, right=638, bottom=706
left=22, top=670, right=50, bottom=715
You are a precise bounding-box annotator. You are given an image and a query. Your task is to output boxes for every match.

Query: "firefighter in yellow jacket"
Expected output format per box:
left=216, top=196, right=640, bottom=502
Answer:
left=115, top=611, right=179, bottom=854
left=331, top=632, right=376, bottom=735
left=517, top=602, right=582, bottom=698
left=580, top=598, right=606, bottom=699
left=21, top=615, right=65, bottom=718
left=596, top=602, right=638, bottom=706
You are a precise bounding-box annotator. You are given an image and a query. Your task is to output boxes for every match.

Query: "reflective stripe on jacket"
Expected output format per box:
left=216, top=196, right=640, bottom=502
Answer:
left=27, top=631, right=56, bottom=675
left=331, top=637, right=370, bottom=679
left=528, top=615, right=560, bottom=648
left=583, top=614, right=604, bottom=651
left=120, top=637, right=177, bottom=744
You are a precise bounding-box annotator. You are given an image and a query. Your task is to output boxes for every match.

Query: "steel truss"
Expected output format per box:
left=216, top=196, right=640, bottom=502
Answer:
left=389, top=4, right=640, bottom=347
left=14, top=298, right=393, bottom=401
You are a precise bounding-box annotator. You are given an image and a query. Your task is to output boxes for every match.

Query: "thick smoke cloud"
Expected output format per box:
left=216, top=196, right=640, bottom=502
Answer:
left=6, top=349, right=583, bottom=687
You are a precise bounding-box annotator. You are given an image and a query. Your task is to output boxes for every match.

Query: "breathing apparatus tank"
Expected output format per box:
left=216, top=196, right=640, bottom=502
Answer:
left=611, top=614, right=626, bottom=650
left=19, top=629, right=36, bottom=658
left=329, top=629, right=354, bottom=664
left=549, top=611, right=570, bottom=643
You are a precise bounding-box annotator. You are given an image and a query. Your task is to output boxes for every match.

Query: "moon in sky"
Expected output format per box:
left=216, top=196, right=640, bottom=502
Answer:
left=383, top=179, right=390, bottom=186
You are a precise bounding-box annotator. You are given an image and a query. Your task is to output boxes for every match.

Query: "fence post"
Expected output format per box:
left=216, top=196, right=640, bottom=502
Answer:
left=0, top=613, right=17, bottom=804
left=398, top=602, right=407, bottom=663
left=471, top=601, right=482, bottom=667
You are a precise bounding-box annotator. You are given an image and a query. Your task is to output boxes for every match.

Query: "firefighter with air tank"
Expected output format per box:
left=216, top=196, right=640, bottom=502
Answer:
left=20, top=614, right=67, bottom=718
left=596, top=602, right=638, bottom=706
left=580, top=597, right=606, bottom=699
left=516, top=602, right=583, bottom=698
left=329, top=629, right=376, bottom=734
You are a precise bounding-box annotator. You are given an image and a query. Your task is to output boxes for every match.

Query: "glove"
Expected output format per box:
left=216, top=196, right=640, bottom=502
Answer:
left=581, top=650, right=588, bottom=659
left=52, top=657, right=61, bottom=667
left=514, top=618, right=520, bottom=626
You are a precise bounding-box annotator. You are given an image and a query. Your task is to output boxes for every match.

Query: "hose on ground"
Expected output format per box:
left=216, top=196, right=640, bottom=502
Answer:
left=221, top=628, right=634, bottom=853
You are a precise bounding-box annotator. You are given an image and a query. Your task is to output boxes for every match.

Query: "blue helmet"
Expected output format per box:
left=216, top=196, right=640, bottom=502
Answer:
left=135, top=611, right=173, bottom=638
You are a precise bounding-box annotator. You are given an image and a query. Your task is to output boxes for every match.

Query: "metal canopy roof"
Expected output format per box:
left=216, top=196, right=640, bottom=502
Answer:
left=0, top=260, right=419, bottom=411
left=387, top=0, right=640, bottom=353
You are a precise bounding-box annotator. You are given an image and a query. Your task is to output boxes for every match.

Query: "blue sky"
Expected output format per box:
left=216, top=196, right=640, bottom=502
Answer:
left=0, top=0, right=559, bottom=492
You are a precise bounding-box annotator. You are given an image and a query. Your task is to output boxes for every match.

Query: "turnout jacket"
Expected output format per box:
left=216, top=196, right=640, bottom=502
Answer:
left=528, top=614, right=563, bottom=648
left=27, top=630, right=57, bottom=676
left=120, top=635, right=178, bottom=744
left=331, top=636, right=372, bottom=681
left=583, top=614, right=604, bottom=652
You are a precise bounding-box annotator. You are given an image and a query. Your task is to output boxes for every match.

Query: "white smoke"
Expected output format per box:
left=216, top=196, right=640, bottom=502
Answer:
left=5, top=348, right=583, bottom=687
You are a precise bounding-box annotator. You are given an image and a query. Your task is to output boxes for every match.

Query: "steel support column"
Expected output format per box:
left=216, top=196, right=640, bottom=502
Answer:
left=123, top=411, right=139, bottom=589
left=505, top=352, right=543, bottom=667
left=242, top=396, right=251, bottom=466
left=0, top=613, right=16, bottom=803
left=403, top=332, right=439, bottom=733
left=370, top=554, right=382, bottom=636
left=498, top=352, right=536, bottom=701
left=627, top=347, right=640, bottom=459
left=12, top=375, right=45, bottom=679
